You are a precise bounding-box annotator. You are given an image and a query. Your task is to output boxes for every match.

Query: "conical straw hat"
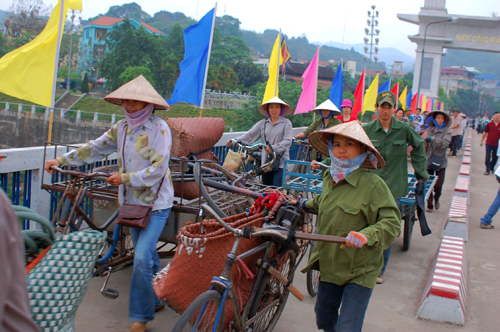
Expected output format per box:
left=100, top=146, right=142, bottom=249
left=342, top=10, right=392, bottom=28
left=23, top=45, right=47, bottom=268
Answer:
left=308, top=121, right=385, bottom=170
left=258, top=96, right=293, bottom=117
left=104, top=75, right=170, bottom=110
left=425, top=110, right=450, bottom=124
left=313, top=99, right=342, bottom=115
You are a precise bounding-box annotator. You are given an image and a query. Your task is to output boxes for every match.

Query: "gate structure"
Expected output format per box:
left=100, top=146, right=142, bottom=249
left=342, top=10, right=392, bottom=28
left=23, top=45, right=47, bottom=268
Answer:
left=398, top=0, right=500, bottom=98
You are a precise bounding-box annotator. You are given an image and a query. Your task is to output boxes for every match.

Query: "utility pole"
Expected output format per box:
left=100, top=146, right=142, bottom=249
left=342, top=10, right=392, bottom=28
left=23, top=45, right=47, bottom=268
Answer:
left=363, top=5, right=380, bottom=85
left=66, top=10, right=76, bottom=93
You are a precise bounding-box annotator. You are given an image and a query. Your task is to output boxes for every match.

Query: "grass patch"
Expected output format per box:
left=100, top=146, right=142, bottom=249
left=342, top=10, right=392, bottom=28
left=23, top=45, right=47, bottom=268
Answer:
left=0, top=93, right=249, bottom=130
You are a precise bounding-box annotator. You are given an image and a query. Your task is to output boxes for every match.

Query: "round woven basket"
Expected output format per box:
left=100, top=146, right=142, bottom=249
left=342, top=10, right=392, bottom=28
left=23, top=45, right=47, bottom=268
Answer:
left=166, top=117, right=225, bottom=199
left=154, top=212, right=265, bottom=328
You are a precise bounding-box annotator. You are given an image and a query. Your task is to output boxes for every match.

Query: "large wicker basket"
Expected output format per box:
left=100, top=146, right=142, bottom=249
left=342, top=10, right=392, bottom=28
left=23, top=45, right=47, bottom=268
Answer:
left=154, top=212, right=265, bottom=327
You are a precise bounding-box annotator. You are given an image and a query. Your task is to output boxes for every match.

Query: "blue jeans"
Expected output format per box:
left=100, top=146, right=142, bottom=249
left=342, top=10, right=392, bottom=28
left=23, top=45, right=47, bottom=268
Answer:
left=315, top=281, right=373, bottom=332
left=481, top=187, right=500, bottom=226
left=381, top=198, right=400, bottom=275
left=485, top=144, right=498, bottom=173
left=262, top=167, right=284, bottom=186
left=129, top=208, right=170, bottom=322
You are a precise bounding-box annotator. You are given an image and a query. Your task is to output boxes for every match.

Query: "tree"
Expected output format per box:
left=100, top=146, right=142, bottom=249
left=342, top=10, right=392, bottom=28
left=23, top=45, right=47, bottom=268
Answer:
left=119, top=66, right=155, bottom=85
left=99, top=19, right=167, bottom=91
left=232, top=61, right=264, bottom=89
left=81, top=73, right=89, bottom=93
left=8, top=0, right=52, bottom=36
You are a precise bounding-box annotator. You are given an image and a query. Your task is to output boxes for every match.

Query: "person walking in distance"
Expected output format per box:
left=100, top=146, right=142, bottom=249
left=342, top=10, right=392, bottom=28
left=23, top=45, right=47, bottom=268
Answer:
left=480, top=112, right=500, bottom=175
left=424, top=111, right=452, bottom=211
left=362, top=91, right=429, bottom=284
left=449, top=108, right=463, bottom=157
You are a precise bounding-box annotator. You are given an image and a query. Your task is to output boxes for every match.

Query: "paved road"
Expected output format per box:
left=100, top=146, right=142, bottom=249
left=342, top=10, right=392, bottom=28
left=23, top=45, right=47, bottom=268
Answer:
left=75, top=130, right=500, bottom=331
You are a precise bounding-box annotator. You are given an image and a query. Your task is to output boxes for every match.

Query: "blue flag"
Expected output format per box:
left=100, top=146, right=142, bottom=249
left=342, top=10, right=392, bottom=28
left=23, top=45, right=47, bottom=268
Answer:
left=378, top=79, right=391, bottom=93
left=329, top=63, right=343, bottom=108
left=167, top=8, right=215, bottom=107
left=406, top=89, right=412, bottom=108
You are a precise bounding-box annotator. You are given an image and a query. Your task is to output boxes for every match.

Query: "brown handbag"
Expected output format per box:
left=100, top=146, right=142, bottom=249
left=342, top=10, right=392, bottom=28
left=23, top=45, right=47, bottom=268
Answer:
left=116, top=129, right=165, bottom=229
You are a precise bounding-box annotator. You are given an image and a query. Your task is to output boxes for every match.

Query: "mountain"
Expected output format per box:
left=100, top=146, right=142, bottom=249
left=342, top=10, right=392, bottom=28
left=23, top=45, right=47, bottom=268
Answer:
left=313, top=41, right=415, bottom=73
left=242, top=30, right=386, bottom=72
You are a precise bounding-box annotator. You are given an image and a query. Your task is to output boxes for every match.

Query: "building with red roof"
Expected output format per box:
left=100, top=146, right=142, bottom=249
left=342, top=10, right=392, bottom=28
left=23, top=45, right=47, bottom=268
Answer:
left=78, top=16, right=165, bottom=82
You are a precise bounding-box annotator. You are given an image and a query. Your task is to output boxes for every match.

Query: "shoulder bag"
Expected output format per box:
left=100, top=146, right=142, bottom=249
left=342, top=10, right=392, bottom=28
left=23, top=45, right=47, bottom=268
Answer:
left=116, top=130, right=165, bottom=229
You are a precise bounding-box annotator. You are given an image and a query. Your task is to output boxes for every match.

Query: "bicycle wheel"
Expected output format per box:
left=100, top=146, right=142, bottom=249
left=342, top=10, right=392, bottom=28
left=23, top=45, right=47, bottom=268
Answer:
left=248, top=249, right=296, bottom=331
left=172, top=290, right=225, bottom=332
left=306, top=215, right=320, bottom=297
left=403, top=209, right=415, bottom=251
left=198, top=162, right=254, bottom=216
left=306, top=241, right=320, bottom=297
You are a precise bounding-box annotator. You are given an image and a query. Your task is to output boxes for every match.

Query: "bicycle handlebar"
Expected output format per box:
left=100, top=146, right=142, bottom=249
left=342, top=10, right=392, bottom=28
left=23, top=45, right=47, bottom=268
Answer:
left=49, top=165, right=110, bottom=179
left=229, top=139, right=267, bottom=151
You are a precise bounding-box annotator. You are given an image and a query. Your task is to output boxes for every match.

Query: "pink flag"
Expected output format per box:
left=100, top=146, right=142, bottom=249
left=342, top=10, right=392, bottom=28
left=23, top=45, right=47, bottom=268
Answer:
left=294, top=49, right=319, bottom=114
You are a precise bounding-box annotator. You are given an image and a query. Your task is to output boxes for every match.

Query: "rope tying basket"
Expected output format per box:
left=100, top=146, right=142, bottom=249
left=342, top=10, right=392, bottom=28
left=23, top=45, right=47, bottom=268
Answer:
left=154, top=212, right=265, bottom=327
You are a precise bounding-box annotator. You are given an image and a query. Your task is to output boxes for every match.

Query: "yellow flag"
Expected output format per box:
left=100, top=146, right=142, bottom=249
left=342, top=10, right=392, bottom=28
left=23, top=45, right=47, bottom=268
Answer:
left=421, top=95, right=427, bottom=111
left=399, top=86, right=407, bottom=109
left=262, top=33, right=283, bottom=104
left=362, top=74, right=379, bottom=114
left=0, top=0, right=83, bottom=107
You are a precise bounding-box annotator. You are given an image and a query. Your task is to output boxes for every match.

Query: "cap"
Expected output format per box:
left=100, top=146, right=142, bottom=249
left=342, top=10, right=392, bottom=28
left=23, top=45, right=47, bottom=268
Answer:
left=376, top=91, right=396, bottom=107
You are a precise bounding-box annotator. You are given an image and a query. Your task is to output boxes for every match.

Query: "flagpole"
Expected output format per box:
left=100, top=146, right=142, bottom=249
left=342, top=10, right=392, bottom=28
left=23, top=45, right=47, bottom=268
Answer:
left=314, top=47, right=319, bottom=107
left=48, top=0, right=66, bottom=145
left=199, top=3, right=217, bottom=117
left=274, top=29, right=281, bottom=97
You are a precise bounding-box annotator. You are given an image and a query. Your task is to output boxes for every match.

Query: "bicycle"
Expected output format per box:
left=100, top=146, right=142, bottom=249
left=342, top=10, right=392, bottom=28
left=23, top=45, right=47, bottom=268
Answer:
left=171, top=203, right=345, bottom=332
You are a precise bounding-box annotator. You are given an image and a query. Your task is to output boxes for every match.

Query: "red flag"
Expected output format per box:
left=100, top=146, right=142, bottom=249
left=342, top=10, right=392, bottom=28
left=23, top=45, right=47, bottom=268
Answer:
left=391, top=82, right=399, bottom=107
left=426, top=98, right=432, bottom=112
left=411, top=93, right=418, bottom=113
left=352, top=69, right=366, bottom=120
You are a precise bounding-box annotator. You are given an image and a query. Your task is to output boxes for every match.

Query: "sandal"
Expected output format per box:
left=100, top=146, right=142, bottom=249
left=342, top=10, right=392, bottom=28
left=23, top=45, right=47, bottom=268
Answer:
left=129, top=322, right=147, bottom=332
left=484, top=171, right=490, bottom=175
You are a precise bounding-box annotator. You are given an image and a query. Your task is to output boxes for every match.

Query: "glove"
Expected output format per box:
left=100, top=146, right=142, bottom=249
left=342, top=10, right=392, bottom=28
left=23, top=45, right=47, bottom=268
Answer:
left=296, top=198, right=309, bottom=210
left=341, top=231, right=368, bottom=249
left=425, top=137, right=432, bottom=143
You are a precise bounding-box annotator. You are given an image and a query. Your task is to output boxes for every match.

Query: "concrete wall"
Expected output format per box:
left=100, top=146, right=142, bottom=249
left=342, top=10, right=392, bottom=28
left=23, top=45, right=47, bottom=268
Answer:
left=0, top=109, right=110, bottom=148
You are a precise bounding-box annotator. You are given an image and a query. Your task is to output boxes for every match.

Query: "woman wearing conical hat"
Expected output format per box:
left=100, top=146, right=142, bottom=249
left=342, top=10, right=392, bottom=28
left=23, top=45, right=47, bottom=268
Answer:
left=226, top=96, right=293, bottom=186
left=293, top=99, right=341, bottom=161
left=298, top=121, right=401, bottom=331
left=44, top=75, right=173, bottom=332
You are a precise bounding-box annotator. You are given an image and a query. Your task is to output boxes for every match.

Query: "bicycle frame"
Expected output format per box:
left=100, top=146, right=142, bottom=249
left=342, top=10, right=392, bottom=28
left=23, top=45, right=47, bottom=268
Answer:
left=193, top=234, right=276, bottom=331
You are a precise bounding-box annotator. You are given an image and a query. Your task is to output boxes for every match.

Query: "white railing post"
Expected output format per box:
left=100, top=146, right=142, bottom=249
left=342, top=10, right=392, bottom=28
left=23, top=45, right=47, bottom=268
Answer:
left=45, top=107, right=50, bottom=121
left=76, top=110, right=81, bottom=125
left=5, top=102, right=9, bottom=111
left=111, top=113, right=116, bottom=125
left=93, top=112, right=98, bottom=128
left=61, top=109, right=65, bottom=119
left=18, top=103, right=22, bottom=118
left=31, top=105, right=36, bottom=118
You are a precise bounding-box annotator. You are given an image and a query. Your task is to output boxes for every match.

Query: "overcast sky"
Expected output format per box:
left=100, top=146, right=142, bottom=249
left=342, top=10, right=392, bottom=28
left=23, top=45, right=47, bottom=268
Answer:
left=2, top=0, right=499, bottom=57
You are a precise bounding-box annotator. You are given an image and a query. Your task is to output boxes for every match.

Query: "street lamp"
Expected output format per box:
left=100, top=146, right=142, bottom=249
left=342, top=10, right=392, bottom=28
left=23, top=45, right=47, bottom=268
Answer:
left=417, top=17, right=458, bottom=107
left=364, top=5, right=380, bottom=84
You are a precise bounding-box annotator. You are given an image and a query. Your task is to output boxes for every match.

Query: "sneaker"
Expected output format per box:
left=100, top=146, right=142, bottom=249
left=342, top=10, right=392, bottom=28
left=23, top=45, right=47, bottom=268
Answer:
left=480, top=224, right=494, bottom=229
left=376, top=273, right=384, bottom=284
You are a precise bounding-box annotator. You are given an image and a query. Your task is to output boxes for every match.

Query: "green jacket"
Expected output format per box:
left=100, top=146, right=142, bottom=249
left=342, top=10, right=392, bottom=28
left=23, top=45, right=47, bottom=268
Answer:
left=302, top=167, right=401, bottom=289
left=363, top=118, right=429, bottom=200
left=303, top=117, right=341, bottom=161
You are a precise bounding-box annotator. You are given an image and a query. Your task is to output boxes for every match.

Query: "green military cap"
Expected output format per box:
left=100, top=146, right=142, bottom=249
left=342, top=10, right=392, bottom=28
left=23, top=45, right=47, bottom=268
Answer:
left=376, top=91, right=396, bottom=107
left=453, top=107, right=460, bottom=112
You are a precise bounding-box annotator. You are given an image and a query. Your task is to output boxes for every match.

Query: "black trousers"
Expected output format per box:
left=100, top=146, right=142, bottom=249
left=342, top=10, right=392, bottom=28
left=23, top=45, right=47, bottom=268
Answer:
left=449, top=135, right=461, bottom=156
left=427, top=168, right=446, bottom=207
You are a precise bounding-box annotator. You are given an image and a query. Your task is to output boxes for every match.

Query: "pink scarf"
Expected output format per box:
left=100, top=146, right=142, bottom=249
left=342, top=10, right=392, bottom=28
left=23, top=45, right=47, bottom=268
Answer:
left=122, top=103, right=154, bottom=132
